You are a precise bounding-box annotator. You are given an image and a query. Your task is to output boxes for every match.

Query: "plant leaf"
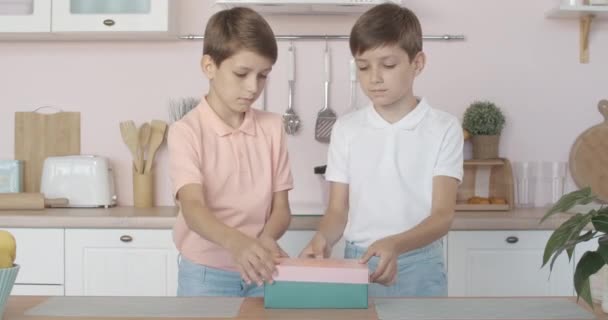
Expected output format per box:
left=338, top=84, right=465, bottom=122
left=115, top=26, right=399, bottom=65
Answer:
left=593, top=212, right=608, bottom=233
left=598, top=241, right=608, bottom=263
left=543, top=213, right=591, bottom=268
left=574, top=251, right=605, bottom=308
left=575, top=278, right=594, bottom=310
left=566, top=230, right=596, bottom=261
left=540, top=187, right=595, bottom=223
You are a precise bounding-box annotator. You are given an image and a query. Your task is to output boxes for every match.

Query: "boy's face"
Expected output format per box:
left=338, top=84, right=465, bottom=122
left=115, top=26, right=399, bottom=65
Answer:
left=202, top=49, right=272, bottom=113
left=354, top=45, right=425, bottom=108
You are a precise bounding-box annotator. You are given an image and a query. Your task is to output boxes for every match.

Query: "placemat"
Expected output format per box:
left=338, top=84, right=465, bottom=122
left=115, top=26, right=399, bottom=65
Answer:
left=25, top=296, right=244, bottom=318
left=373, top=297, right=595, bottom=320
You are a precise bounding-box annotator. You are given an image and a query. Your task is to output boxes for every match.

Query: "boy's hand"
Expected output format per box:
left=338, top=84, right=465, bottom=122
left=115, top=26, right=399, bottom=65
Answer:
left=258, top=234, right=289, bottom=258
left=360, top=237, right=399, bottom=286
left=298, top=233, right=332, bottom=258
left=227, top=233, right=277, bottom=286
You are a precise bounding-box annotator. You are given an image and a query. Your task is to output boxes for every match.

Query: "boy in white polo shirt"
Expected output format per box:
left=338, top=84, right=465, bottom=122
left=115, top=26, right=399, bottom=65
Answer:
left=300, top=3, right=463, bottom=297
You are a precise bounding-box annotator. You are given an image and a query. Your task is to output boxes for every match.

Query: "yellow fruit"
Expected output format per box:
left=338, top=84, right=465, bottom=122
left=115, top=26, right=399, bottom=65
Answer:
left=0, top=253, right=12, bottom=268
left=463, top=128, right=471, bottom=141
left=0, top=230, right=16, bottom=267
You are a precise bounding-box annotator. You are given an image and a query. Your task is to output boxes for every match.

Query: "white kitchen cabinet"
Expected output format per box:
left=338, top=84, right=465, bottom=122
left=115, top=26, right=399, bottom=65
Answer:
left=278, top=230, right=346, bottom=259
left=51, top=0, right=170, bottom=32
left=447, top=230, right=574, bottom=297
left=65, top=229, right=178, bottom=297
left=0, top=0, right=51, bottom=32
left=0, top=0, right=171, bottom=35
left=2, top=228, right=64, bottom=296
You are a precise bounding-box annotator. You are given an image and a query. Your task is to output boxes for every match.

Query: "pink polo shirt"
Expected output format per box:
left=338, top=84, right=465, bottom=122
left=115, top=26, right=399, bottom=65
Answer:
left=167, top=98, right=293, bottom=271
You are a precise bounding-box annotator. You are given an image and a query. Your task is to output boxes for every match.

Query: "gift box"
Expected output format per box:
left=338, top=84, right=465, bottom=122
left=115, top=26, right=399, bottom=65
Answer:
left=264, top=258, right=369, bottom=309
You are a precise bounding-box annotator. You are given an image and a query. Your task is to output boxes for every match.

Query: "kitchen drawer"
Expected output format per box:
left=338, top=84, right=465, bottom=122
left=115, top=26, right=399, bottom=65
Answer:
left=3, top=228, right=64, bottom=285
left=12, top=284, right=64, bottom=296
left=447, top=230, right=573, bottom=297
left=65, top=229, right=178, bottom=296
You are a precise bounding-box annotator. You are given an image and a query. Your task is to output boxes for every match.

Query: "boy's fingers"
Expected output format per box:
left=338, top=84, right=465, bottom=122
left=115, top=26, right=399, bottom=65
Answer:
left=370, top=257, right=389, bottom=282
left=278, top=247, right=289, bottom=257
left=244, top=262, right=262, bottom=286
left=312, top=241, right=326, bottom=259
left=298, top=245, right=314, bottom=258
left=238, top=266, right=251, bottom=285
left=375, top=261, right=395, bottom=285
left=359, top=248, right=375, bottom=264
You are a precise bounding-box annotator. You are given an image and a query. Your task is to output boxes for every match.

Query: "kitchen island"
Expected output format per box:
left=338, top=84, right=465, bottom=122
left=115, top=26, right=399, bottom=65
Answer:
left=2, top=296, right=605, bottom=320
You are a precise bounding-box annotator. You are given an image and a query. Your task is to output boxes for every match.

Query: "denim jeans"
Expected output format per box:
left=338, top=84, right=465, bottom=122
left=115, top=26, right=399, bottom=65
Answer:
left=177, top=255, right=264, bottom=297
left=345, top=240, right=447, bottom=297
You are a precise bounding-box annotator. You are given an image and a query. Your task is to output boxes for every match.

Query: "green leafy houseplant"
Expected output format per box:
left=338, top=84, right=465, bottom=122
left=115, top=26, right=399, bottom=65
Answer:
left=462, top=101, right=506, bottom=136
left=541, top=187, right=608, bottom=308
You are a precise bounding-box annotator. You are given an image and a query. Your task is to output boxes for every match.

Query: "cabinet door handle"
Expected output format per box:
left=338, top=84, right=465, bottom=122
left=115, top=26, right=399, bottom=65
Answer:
left=505, top=236, right=519, bottom=244
left=120, top=235, right=133, bottom=243
left=103, top=19, right=115, bottom=27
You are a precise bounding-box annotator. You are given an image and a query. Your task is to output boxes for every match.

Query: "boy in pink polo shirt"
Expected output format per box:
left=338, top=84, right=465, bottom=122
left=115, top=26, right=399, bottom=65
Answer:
left=168, top=7, right=293, bottom=297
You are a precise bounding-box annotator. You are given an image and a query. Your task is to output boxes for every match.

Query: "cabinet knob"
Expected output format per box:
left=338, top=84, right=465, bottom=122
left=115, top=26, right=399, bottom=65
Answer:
left=120, top=235, right=133, bottom=243
left=505, top=236, right=519, bottom=244
left=103, top=19, right=116, bottom=27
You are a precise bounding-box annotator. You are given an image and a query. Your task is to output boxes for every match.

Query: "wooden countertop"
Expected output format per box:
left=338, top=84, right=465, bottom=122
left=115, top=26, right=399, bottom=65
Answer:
left=0, top=206, right=573, bottom=230
left=3, top=296, right=605, bottom=320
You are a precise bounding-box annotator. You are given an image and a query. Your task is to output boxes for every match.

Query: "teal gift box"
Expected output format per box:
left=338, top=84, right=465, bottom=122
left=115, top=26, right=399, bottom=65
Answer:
left=264, top=258, right=368, bottom=309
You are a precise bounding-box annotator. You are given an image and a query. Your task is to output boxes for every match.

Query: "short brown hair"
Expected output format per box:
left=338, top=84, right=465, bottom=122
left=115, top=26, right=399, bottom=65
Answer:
left=203, top=7, right=277, bottom=66
left=349, top=3, right=422, bottom=61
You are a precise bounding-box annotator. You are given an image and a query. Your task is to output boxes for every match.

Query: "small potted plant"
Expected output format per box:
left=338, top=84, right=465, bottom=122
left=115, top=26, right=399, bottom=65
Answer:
left=541, top=187, right=608, bottom=310
left=462, top=101, right=506, bottom=159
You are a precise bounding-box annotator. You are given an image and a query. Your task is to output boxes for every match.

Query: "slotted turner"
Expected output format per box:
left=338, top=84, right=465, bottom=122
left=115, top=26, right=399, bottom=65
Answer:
left=314, top=43, right=337, bottom=143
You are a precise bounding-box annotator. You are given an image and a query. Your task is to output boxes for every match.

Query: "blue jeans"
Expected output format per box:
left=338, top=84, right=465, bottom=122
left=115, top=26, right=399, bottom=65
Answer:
left=344, top=240, right=447, bottom=297
left=177, top=255, right=264, bottom=297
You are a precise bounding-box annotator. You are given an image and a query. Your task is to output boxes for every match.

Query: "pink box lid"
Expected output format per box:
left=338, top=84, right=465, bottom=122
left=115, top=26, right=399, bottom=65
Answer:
left=274, top=258, right=369, bottom=284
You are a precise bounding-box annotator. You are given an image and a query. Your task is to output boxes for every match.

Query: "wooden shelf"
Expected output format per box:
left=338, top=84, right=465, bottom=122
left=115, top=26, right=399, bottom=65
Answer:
left=455, top=204, right=511, bottom=211
left=546, top=4, right=608, bottom=63
left=464, top=159, right=505, bottom=166
left=546, top=4, right=608, bottom=19
left=456, top=158, right=514, bottom=212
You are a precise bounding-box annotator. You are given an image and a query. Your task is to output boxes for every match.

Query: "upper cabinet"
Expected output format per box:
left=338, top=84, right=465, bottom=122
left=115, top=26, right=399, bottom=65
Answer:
left=52, top=0, right=169, bottom=32
left=0, top=0, right=173, bottom=38
left=0, top=0, right=51, bottom=32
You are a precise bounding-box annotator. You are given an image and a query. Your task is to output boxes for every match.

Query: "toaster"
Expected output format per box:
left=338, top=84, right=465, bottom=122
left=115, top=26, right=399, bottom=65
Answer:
left=40, top=155, right=117, bottom=208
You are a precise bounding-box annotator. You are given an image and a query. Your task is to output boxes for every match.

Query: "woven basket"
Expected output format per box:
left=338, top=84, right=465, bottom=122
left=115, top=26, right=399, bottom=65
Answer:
left=0, top=264, right=19, bottom=317
left=472, top=135, right=500, bottom=159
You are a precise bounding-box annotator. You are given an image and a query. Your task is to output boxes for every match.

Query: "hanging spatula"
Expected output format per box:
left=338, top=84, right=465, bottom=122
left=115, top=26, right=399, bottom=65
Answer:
left=314, top=43, right=337, bottom=143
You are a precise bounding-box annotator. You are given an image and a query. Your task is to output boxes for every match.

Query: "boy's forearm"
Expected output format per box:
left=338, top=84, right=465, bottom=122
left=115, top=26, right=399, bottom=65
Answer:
left=318, top=206, right=348, bottom=247
left=259, top=206, right=291, bottom=240
left=180, top=200, right=245, bottom=250
left=390, top=209, right=453, bottom=254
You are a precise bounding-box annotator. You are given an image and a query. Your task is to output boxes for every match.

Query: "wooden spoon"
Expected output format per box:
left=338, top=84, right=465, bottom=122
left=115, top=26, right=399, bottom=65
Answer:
left=138, top=122, right=151, bottom=173
left=119, top=121, right=142, bottom=173
left=144, top=120, right=168, bottom=174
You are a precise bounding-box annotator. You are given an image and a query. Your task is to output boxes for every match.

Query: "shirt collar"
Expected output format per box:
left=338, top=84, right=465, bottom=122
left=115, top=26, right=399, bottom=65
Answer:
left=366, top=97, right=430, bottom=131
left=198, top=97, right=257, bottom=137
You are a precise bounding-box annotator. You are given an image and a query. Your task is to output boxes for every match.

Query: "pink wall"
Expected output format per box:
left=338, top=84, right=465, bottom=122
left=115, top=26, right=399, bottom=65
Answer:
left=1, top=0, right=606, bottom=210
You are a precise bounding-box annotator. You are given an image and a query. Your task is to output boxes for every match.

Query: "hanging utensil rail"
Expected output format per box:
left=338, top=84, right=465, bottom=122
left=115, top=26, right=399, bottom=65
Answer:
left=178, top=34, right=465, bottom=41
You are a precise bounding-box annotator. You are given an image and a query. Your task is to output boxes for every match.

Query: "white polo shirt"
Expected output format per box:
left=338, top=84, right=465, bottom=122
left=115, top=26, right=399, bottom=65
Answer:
left=325, top=98, right=463, bottom=247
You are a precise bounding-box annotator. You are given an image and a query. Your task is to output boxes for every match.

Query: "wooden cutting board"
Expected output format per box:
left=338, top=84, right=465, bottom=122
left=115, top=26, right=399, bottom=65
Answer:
left=569, top=99, right=608, bottom=202
left=14, top=108, right=80, bottom=192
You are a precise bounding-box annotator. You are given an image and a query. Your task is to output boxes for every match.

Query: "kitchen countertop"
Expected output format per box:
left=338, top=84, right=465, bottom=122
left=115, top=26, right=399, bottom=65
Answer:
left=0, top=205, right=574, bottom=230
left=3, top=296, right=605, bottom=320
